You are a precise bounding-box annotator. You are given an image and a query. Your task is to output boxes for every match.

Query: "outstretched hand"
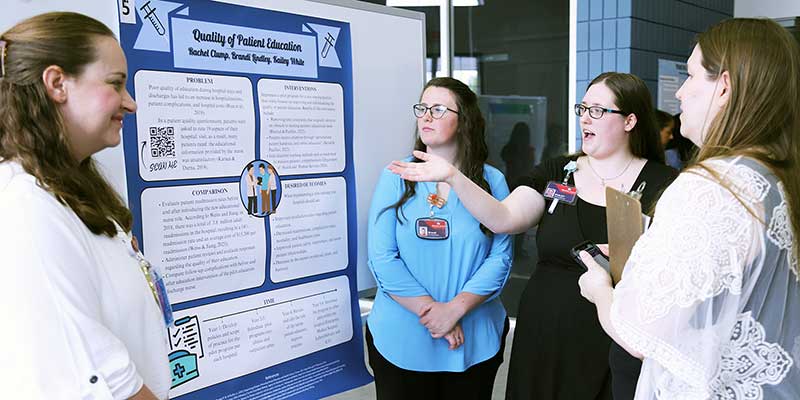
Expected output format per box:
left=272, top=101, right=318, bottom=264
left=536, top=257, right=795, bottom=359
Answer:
left=387, top=150, right=457, bottom=183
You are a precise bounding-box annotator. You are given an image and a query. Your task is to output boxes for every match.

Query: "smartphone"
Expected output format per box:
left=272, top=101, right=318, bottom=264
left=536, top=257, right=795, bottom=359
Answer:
left=570, top=240, right=610, bottom=272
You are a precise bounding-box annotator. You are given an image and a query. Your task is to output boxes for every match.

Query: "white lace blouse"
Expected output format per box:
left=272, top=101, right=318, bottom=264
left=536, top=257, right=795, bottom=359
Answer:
left=611, top=156, right=800, bottom=399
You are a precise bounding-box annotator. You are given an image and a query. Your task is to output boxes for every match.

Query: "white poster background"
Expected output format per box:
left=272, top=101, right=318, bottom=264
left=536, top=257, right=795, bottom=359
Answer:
left=259, top=79, right=346, bottom=175
left=141, top=183, right=267, bottom=303
left=167, top=275, right=354, bottom=397
left=135, top=70, right=256, bottom=181
left=270, top=177, right=349, bottom=282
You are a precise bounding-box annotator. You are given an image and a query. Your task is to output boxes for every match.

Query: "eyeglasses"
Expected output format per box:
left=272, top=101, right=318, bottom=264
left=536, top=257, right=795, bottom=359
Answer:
left=574, top=104, right=628, bottom=119
left=413, top=103, right=460, bottom=119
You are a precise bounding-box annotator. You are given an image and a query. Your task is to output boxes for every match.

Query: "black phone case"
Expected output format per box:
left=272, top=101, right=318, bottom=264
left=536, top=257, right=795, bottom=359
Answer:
left=570, top=240, right=609, bottom=270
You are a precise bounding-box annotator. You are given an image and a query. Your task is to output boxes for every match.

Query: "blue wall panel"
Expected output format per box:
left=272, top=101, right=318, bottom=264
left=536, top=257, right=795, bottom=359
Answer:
left=574, top=0, right=732, bottom=108
left=577, top=51, right=589, bottom=81
left=590, top=0, right=604, bottom=20
left=578, top=0, right=590, bottom=22
left=618, top=0, right=632, bottom=17
left=603, top=0, right=617, bottom=19
left=603, top=50, right=616, bottom=72
left=602, top=20, right=616, bottom=49
left=577, top=21, right=589, bottom=51
left=589, top=51, right=603, bottom=78
left=589, top=20, right=603, bottom=50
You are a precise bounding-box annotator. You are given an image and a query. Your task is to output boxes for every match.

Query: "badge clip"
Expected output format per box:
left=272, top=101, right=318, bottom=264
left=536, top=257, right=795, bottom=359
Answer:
left=628, top=181, right=646, bottom=201
left=547, top=161, right=578, bottom=214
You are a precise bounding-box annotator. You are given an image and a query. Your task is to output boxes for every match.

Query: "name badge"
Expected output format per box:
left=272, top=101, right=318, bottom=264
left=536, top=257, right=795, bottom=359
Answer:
left=543, top=181, right=578, bottom=205
left=416, top=218, right=449, bottom=240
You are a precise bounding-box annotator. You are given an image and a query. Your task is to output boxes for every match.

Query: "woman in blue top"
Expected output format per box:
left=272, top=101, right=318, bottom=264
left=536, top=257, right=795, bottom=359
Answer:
left=367, top=77, right=512, bottom=400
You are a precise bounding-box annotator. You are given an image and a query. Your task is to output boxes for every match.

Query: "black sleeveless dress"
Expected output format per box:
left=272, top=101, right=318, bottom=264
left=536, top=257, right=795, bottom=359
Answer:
left=505, top=155, right=677, bottom=400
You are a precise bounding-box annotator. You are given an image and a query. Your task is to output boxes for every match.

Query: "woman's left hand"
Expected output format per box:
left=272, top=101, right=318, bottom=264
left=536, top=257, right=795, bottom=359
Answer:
left=419, top=301, right=462, bottom=338
left=577, top=250, right=613, bottom=304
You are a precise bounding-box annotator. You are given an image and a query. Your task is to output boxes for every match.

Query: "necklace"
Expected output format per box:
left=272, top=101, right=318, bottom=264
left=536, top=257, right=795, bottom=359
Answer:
left=586, top=156, right=634, bottom=186
left=425, top=183, right=447, bottom=216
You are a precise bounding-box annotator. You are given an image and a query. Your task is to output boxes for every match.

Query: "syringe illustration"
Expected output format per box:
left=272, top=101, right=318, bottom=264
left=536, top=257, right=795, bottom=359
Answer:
left=321, top=32, right=335, bottom=58
left=140, top=1, right=166, bottom=36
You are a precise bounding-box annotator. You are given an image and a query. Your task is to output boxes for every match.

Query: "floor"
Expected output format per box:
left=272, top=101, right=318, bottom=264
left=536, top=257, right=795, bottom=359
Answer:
left=324, top=318, right=516, bottom=400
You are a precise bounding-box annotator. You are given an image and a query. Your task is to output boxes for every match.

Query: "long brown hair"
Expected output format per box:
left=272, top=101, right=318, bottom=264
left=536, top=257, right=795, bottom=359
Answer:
left=588, top=72, right=665, bottom=163
left=693, top=18, right=800, bottom=276
left=385, top=77, right=492, bottom=235
left=0, top=12, right=132, bottom=236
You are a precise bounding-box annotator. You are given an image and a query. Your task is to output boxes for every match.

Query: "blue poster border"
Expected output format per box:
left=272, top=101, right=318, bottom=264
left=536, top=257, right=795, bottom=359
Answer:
left=118, top=1, right=370, bottom=398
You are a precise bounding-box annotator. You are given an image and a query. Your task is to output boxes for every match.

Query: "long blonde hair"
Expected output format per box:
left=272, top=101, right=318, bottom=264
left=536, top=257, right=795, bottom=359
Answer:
left=0, top=12, right=132, bottom=236
left=694, top=18, right=800, bottom=275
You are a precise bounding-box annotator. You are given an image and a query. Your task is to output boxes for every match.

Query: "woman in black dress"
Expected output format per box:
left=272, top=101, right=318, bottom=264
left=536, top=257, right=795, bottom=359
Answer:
left=390, top=72, right=677, bottom=399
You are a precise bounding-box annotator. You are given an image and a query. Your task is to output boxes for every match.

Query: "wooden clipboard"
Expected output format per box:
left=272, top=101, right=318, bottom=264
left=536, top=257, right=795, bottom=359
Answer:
left=605, top=187, right=644, bottom=284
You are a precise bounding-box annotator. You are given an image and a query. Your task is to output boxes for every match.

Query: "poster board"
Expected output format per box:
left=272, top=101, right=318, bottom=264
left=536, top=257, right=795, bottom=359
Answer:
left=0, top=0, right=425, bottom=294
left=657, top=59, right=688, bottom=115
left=1, top=0, right=426, bottom=398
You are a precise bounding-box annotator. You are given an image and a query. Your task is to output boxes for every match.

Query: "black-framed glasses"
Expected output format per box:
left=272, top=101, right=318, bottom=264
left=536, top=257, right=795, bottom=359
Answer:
left=574, top=103, right=627, bottom=119
left=413, top=103, right=459, bottom=119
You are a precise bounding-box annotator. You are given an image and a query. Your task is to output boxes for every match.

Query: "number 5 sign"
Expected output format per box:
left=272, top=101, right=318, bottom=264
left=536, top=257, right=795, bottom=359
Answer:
left=119, top=0, right=136, bottom=24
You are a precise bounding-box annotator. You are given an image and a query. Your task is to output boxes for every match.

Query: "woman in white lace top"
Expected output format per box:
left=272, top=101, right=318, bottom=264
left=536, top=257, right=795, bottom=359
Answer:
left=578, top=18, right=800, bottom=399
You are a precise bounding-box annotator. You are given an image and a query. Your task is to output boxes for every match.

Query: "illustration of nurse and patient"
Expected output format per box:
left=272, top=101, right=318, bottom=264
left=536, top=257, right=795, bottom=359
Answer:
left=243, top=161, right=279, bottom=217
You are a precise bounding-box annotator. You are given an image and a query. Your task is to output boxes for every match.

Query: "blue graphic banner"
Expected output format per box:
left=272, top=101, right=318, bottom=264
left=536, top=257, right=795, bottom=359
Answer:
left=117, top=1, right=370, bottom=399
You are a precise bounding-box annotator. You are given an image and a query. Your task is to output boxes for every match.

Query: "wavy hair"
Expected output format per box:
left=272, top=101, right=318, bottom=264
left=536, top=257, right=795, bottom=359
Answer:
left=385, top=77, right=492, bottom=235
left=0, top=12, right=132, bottom=236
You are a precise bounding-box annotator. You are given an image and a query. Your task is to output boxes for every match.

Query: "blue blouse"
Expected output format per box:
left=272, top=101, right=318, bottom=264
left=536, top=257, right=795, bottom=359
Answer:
left=367, top=162, right=512, bottom=372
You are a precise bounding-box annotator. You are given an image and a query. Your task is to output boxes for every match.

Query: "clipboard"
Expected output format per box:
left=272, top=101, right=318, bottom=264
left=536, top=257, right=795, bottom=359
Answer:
left=605, top=186, right=645, bottom=284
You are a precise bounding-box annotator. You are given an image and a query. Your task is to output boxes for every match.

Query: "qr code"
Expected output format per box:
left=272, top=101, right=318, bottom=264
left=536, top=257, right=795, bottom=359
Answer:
left=149, top=126, right=175, bottom=158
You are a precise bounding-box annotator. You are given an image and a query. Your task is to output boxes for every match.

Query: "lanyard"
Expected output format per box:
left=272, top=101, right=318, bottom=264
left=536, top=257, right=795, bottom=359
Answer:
left=547, top=160, right=578, bottom=214
left=126, top=234, right=175, bottom=327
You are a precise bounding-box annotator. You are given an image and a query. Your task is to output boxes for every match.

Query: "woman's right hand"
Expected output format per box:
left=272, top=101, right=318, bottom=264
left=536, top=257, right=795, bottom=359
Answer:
left=443, top=323, right=464, bottom=350
left=388, top=150, right=457, bottom=184
left=578, top=250, right=613, bottom=304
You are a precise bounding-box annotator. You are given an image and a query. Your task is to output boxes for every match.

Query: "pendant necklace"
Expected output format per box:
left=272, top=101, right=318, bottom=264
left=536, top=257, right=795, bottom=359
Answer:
left=425, top=183, right=447, bottom=217
left=587, top=156, right=634, bottom=187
